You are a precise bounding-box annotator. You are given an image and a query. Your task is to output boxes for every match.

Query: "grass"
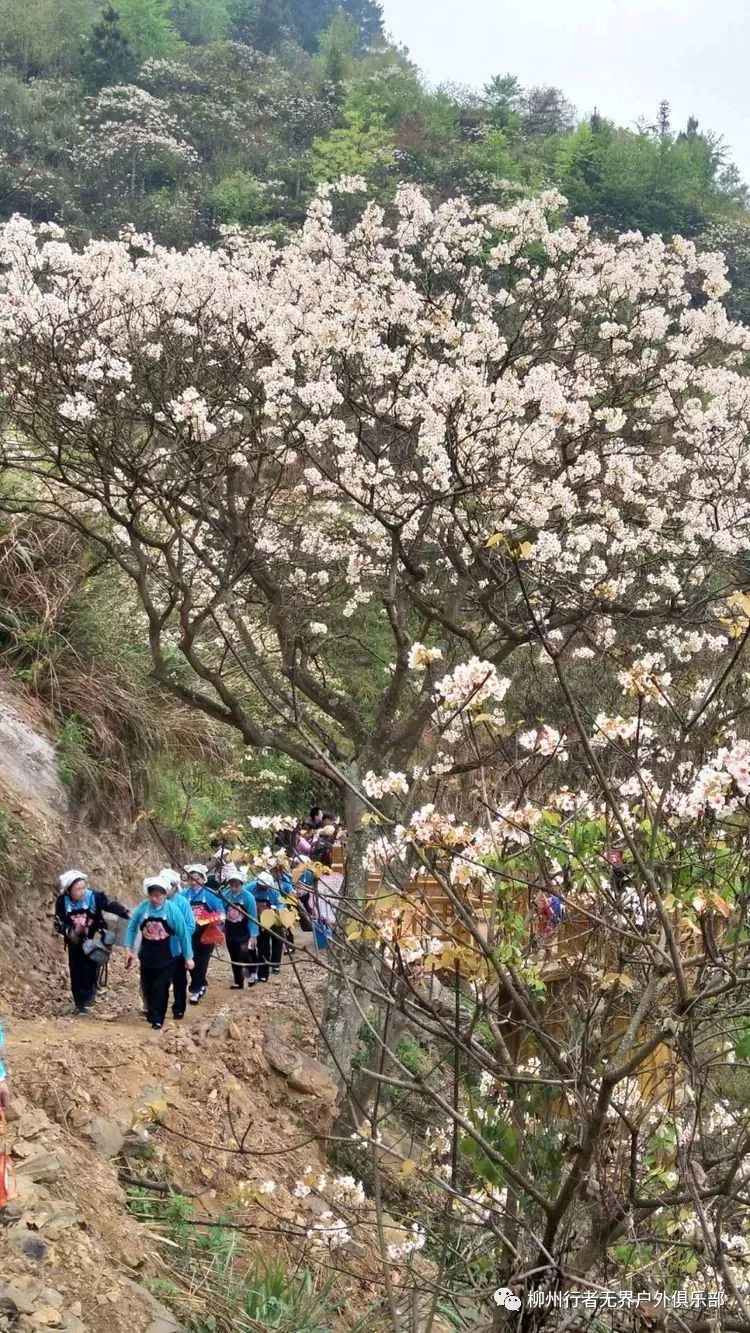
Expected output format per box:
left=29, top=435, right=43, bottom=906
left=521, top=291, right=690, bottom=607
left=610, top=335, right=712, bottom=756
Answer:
left=126, top=1189, right=340, bottom=1333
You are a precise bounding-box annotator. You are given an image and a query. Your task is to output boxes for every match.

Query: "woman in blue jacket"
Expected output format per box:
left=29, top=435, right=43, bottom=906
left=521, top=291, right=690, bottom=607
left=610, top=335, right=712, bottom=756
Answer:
left=125, top=878, right=194, bottom=1029
left=54, top=869, right=130, bottom=1014
left=221, top=866, right=259, bottom=989
left=158, top=868, right=194, bottom=1020
left=251, top=870, right=284, bottom=982
left=182, top=864, right=225, bottom=1004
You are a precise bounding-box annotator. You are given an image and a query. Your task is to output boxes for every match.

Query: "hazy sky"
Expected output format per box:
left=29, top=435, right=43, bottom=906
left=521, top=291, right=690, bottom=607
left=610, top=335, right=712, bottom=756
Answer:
left=380, top=0, right=750, bottom=183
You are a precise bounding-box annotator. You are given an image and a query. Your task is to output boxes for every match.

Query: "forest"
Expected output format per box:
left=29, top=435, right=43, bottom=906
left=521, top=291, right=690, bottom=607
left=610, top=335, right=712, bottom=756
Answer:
left=1, top=3, right=750, bottom=1332
left=1, top=0, right=749, bottom=322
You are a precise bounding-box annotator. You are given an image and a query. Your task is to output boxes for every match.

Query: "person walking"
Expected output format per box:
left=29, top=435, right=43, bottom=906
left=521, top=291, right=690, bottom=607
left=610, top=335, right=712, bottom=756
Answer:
left=182, top=864, right=225, bottom=1004
left=221, top=866, right=259, bottom=990
left=124, top=878, right=194, bottom=1029
left=250, top=870, right=284, bottom=982
left=54, top=870, right=130, bottom=1015
left=158, top=868, right=194, bottom=1020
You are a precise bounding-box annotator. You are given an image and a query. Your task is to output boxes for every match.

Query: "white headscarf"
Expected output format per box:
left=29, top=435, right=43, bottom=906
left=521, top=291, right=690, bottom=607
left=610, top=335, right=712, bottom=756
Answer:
left=143, top=875, right=167, bottom=894
left=159, top=868, right=182, bottom=889
left=184, top=863, right=208, bottom=879
left=59, top=869, right=87, bottom=893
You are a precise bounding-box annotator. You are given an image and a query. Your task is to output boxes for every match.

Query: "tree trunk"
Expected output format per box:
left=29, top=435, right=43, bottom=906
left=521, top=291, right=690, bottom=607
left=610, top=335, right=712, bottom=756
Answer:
left=321, top=776, right=371, bottom=1091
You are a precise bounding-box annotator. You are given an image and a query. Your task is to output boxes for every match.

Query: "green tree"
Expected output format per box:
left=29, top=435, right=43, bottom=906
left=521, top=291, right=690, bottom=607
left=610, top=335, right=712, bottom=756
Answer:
left=344, top=48, right=423, bottom=127
left=169, top=0, right=230, bottom=43
left=341, top=0, right=383, bottom=46
left=521, top=84, right=575, bottom=137
left=116, top=0, right=181, bottom=63
left=315, top=11, right=358, bottom=90
left=210, top=170, right=271, bottom=223
left=0, top=0, right=100, bottom=76
left=288, top=0, right=336, bottom=52
left=234, top=0, right=298, bottom=50
left=464, top=125, right=518, bottom=186
left=81, top=5, right=138, bottom=91
left=311, top=110, right=394, bottom=182
left=483, top=72, right=522, bottom=133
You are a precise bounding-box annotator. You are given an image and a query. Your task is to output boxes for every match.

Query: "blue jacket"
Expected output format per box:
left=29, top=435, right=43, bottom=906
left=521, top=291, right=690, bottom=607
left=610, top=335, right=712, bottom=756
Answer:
left=0, top=1021, right=5, bottom=1081
left=169, top=892, right=196, bottom=957
left=125, top=900, right=194, bottom=961
left=54, top=888, right=129, bottom=943
left=222, top=887, right=259, bottom=939
left=248, top=878, right=283, bottom=911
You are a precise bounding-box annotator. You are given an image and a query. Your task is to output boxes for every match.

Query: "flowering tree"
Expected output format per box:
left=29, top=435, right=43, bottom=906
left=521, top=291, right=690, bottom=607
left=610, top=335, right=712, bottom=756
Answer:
left=2, top=183, right=750, bottom=1323
left=77, top=83, right=198, bottom=198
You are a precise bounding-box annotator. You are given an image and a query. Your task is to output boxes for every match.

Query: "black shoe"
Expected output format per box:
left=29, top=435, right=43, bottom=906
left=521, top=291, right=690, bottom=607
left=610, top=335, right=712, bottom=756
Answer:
left=259, top=975, right=269, bottom=983
left=230, top=983, right=244, bottom=990
left=151, top=1021, right=163, bottom=1030
left=271, top=967, right=281, bottom=974
left=189, top=992, right=201, bottom=1004
left=173, top=1011, right=184, bottom=1021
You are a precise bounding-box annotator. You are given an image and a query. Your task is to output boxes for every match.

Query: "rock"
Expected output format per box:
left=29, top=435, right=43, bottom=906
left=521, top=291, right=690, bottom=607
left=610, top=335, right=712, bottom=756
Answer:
left=145, top=1322, right=184, bottom=1333
left=9, top=1232, right=48, bottom=1263
left=28, top=1199, right=78, bottom=1234
left=131, top=1087, right=168, bottom=1127
left=263, top=1028, right=337, bottom=1099
left=263, top=1041, right=296, bottom=1079
left=15, top=1153, right=60, bottom=1184
left=286, top=1054, right=337, bottom=1101
left=87, top=1116, right=124, bottom=1159
left=0, top=1284, right=37, bottom=1317
left=15, top=1109, right=53, bottom=1140
left=29, top=1308, right=63, bottom=1328
left=207, top=1013, right=230, bottom=1040
left=5, top=1094, right=28, bottom=1124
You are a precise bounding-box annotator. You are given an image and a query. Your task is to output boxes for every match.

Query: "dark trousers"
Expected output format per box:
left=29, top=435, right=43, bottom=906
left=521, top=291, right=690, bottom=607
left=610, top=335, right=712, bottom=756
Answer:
left=68, top=945, right=98, bottom=1009
left=172, top=958, right=188, bottom=1017
left=190, top=935, right=214, bottom=993
left=257, top=927, right=283, bottom=981
left=227, top=935, right=257, bottom=986
left=141, top=960, right=176, bottom=1025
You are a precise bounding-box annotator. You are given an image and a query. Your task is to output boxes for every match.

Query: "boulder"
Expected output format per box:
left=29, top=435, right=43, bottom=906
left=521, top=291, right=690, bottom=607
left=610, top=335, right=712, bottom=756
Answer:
left=28, top=1307, right=63, bottom=1328
left=286, top=1054, right=337, bottom=1101
left=14, top=1109, right=51, bottom=1140
left=87, top=1116, right=124, bottom=1159
left=207, top=1013, right=230, bottom=1040
left=9, top=1232, right=49, bottom=1263
left=15, top=1153, right=60, bottom=1184
left=263, top=1027, right=337, bottom=1100
left=0, top=1284, right=37, bottom=1317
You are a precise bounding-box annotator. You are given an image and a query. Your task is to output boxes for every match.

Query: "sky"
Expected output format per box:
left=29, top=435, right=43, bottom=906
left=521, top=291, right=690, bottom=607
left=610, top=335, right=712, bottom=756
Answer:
left=380, top=0, right=750, bottom=183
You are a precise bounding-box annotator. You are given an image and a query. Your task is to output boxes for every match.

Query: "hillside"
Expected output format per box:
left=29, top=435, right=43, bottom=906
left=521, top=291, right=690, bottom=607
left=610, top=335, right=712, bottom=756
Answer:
left=1, top=0, right=749, bottom=322
left=0, top=678, right=355, bottom=1333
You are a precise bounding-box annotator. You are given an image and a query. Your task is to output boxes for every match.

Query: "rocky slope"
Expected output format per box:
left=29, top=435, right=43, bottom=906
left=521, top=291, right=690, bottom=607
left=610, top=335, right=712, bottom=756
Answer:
left=0, top=676, right=353, bottom=1333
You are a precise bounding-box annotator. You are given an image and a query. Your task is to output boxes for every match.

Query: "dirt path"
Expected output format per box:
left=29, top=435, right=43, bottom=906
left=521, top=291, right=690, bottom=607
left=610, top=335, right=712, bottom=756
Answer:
left=0, top=928, right=339, bottom=1333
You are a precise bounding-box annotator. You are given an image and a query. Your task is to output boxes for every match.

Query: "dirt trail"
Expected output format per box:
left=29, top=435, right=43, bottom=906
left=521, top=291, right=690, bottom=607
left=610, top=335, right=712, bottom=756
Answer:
left=0, top=931, right=344, bottom=1333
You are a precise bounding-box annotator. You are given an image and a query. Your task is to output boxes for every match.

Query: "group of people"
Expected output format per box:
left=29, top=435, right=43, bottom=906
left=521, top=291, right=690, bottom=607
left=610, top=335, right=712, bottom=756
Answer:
left=53, top=806, right=342, bottom=1031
